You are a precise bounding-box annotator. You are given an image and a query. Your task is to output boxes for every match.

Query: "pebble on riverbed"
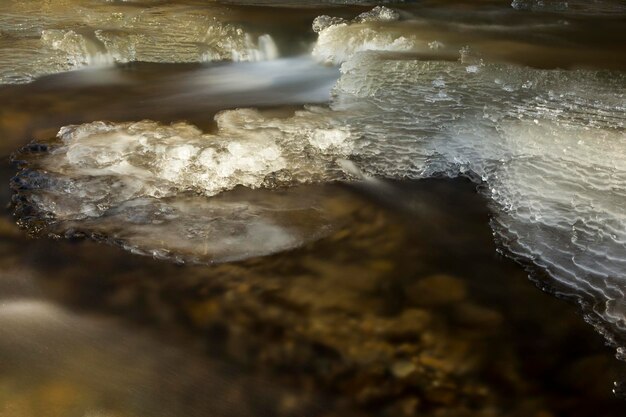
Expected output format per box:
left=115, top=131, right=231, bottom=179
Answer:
left=406, top=274, right=467, bottom=307
left=5, top=183, right=622, bottom=417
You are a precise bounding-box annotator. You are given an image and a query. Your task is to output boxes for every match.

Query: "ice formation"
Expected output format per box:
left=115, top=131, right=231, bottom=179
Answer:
left=36, top=108, right=352, bottom=201
left=9, top=5, right=626, bottom=348
left=511, top=0, right=626, bottom=14
left=12, top=187, right=345, bottom=264
left=0, top=0, right=277, bottom=84
left=312, top=6, right=424, bottom=65
left=333, top=52, right=626, bottom=342
left=11, top=109, right=354, bottom=262
left=309, top=4, right=626, bottom=70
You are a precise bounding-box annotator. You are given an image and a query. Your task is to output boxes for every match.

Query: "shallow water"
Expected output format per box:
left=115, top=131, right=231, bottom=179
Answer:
left=1, top=1, right=626, bottom=416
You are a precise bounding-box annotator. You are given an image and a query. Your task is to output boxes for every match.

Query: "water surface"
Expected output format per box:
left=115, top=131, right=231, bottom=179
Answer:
left=1, top=1, right=626, bottom=416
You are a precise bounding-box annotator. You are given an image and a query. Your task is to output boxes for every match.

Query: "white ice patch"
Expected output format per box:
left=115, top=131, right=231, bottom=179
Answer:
left=0, top=1, right=278, bottom=83
left=313, top=26, right=417, bottom=65
left=309, top=5, right=621, bottom=70
left=332, top=52, right=626, bottom=344
left=42, top=108, right=353, bottom=205
left=40, top=28, right=277, bottom=72
left=311, top=6, right=426, bottom=65
left=41, top=30, right=116, bottom=68
left=12, top=108, right=355, bottom=263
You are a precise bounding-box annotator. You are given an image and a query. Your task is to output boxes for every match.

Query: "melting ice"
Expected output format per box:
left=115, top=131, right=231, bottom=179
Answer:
left=9, top=6, right=626, bottom=351
left=11, top=107, right=354, bottom=263
left=331, top=52, right=626, bottom=341
left=0, top=0, right=278, bottom=84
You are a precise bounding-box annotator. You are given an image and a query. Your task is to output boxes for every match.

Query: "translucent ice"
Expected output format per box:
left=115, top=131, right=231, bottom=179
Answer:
left=12, top=187, right=346, bottom=263
left=39, top=108, right=351, bottom=202
left=310, top=6, right=625, bottom=70
left=0, top=0, right=277, bottom=84
left=312, top=7, right=423, bottom=65
left=10, top=7, right=626, bottom=351
left=331, top=52, right=626, bottom=343
left=11, top=108, right=355, bottom=262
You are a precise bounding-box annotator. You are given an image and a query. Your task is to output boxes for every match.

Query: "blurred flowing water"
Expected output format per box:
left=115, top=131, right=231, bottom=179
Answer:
left=1, top=1, right=626, bottom=416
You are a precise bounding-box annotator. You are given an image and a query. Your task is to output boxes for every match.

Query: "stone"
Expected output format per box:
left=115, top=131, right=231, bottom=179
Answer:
left=406, top=274, right=467, bottom=307
left=391, top=360, right=416, bottom=378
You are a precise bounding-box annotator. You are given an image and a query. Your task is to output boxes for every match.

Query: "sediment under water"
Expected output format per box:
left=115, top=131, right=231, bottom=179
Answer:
left=1, top=1, right=626, bottom=416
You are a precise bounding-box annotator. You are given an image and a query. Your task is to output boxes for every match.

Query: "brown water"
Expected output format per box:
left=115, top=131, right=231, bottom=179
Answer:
left=1, top=1, right=626, bottom=416
left=2, top=174, right=625, bottom=417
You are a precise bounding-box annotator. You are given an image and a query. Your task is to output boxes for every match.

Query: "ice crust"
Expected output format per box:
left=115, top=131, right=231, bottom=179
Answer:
left=52, top=109, right=350, bottom=200
left=10, top=6, right=626, bottom=347
left=333, top=53, right=626, bottom=341
left=18, top=107, right=352, bottom=211
left=0, top=0, right=277, bottom=84
left=309, top=4, right=625, bottom=70
left=15, top=188, right=342, bottom=264
left=312, top=6, right=420, bottom=65
left=11, top=108, right=354, bottom=262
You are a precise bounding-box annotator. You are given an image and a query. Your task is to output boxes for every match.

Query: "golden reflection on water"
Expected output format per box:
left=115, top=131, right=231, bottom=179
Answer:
left=1, top=1, right=626, bottom=416
left=0, top=177, right=624, bottom=416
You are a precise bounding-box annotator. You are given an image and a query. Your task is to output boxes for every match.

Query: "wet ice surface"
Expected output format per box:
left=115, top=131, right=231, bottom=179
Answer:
left=0, top=0, right=278, bottom=84
left=12, top=24, right=626, bottom=349
left=311, top=4, right=626, bottom=69
left=13, top=182, right=349, bottom=263
left=5, top=1, right=626, bottom=409
left=312, top=6, right=416, bottom=65
left=32, top=109, right=350, bottom=198
left=330, top=52, right=626, bottom=336
left=11, top=103, right=354, bottom=262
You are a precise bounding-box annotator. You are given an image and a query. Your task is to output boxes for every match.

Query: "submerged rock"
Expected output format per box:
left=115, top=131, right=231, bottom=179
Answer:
left=7, top=178, right=621, bottom=417
left=406, top=274, right=466, bottom=307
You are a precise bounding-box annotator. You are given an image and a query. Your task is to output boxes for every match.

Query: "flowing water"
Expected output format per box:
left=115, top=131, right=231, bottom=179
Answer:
left=1, top=1, right=626, bottom=416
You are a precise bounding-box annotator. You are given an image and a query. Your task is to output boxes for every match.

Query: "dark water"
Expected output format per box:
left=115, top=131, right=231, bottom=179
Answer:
left=1, top=1, right=626, bottom=416
left=2, top=174, right=625, bottom=417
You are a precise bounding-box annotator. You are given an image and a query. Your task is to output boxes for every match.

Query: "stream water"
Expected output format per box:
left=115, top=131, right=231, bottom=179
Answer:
left=1, top=1, right=625, bottom=416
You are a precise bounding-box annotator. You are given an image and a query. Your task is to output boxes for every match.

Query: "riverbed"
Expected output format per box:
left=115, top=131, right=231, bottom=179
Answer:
left=1, top=1, right=625, bottom=416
